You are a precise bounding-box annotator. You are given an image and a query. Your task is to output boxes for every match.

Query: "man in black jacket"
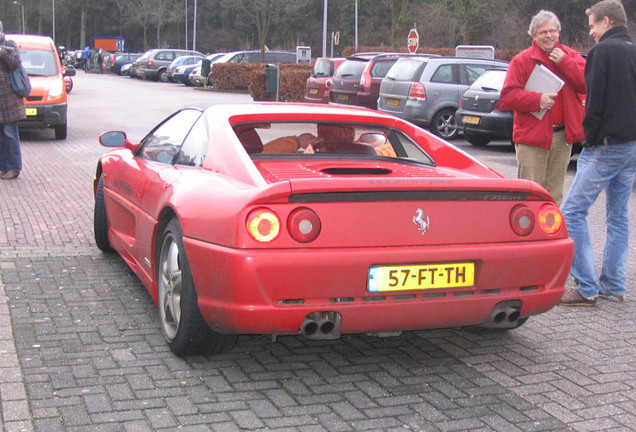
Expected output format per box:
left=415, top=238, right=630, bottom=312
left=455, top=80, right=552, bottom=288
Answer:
left=560, top=0, right=636, bottom=306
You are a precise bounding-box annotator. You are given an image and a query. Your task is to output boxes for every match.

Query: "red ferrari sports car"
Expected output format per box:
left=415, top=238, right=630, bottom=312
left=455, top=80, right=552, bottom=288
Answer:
left=93, top=103, right=573, bottom=356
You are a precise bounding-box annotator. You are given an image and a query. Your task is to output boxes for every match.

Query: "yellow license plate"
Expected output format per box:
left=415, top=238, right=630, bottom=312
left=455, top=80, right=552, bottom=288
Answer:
left=387, top=98, right=400, bottom=106
left=338, top=93, right=349, bottom=101
left=463, top=115, right=481, bottom=125
left=309, top=88, right=319, bottom=95
left=368, top=262, right=475, bottom=292
left=25, top=108, right=38, bottom=116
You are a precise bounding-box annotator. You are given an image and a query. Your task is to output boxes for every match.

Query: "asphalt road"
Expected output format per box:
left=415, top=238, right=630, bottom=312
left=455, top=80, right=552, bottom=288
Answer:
left=0, top=71, right=635, bottom=432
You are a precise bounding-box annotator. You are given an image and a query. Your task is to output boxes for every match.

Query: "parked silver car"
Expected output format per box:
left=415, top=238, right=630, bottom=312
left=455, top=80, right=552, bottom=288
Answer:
left=136, top=48, right=204, bottom=81
left=378, top=56, right=508, bottom=139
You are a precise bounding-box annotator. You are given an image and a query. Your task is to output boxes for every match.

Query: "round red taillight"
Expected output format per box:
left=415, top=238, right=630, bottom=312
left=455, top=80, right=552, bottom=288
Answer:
left=287, top=208, right=321, bottom=243
left=246, top=208, right=280, bottom=242
left=538, top=204, right=563, bottom=234
left=510, top=205, right=535, bottom=236
left=325, top=78, right=332, bottom=89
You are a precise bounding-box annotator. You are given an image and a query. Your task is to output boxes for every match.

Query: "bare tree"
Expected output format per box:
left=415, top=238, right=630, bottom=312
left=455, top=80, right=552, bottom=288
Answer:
left=121, top=0, right=156, bottom=50
left=231, top=0, right=281, bottom=61
left=390, top=0, right=409, bottom=50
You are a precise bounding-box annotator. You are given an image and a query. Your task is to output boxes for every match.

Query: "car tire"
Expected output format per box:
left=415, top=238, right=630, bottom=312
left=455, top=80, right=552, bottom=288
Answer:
left=94, top=175, right=113, bottom=253
left=54, top=122, right=67, bottom=140
left=157, top=218, right=237, bottom=356
left=431, top=108, right=459, bottom=140
left=156, top=69, right=165, bottom=82
left=465, top=134, right=491, bottom=147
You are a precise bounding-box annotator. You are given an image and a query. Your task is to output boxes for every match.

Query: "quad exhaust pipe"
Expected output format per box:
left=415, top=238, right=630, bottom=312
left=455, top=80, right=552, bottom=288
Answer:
left=300, top=311, right=341, bottom=340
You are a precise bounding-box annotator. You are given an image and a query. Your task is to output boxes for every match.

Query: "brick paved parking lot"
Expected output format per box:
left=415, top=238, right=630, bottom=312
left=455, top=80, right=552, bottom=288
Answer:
left=0, top=73, right=635, bottom=431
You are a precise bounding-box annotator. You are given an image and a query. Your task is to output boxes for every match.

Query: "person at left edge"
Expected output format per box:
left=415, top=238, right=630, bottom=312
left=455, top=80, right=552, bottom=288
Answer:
left=499, top=10, right=586, bottom=206
left=0, top=19, right=26, bottom=180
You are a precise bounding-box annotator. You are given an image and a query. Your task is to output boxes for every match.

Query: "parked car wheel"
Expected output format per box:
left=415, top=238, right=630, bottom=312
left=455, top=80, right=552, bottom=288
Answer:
left=431, top=108, right=459, bottom=140
left=157, top=218, right=237, bottom=356
left=55, top=122, right=67, bottom=140
left=94, top=176, right=113, bottom=252
left=465, top=134, right=491, bottom=147
left=156, top=69, right=166, bottom=82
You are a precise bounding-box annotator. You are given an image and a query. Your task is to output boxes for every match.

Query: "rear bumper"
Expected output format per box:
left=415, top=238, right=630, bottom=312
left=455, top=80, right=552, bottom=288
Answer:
left=183, top=237, right=573, bottom=335
left=458, top=110, right=513, bottom=139
left=138, top=67, right=159, bottom=80
left=379, top=100, right=432, bottom=126
left=19, top=103, right=67, bottom=128
left=304, top=94, right=329, bottom=104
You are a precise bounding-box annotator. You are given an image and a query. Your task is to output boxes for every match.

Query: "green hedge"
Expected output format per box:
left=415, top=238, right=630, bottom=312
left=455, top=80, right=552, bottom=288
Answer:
left=210, top=62, right=313, bottom=102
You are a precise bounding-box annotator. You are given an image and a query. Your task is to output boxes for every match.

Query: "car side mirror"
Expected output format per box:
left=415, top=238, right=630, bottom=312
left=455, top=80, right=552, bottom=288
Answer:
left=99, top=131, right=139, bottom=152
left=358, top=132, right=387, bottom=146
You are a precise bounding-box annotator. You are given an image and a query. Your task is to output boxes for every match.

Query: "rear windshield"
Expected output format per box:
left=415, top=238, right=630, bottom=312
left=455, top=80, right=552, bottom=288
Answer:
left=371, top=59, right=398, bottom=78
left=385, top=58, right=426, bottom=81
left=232, top=121, right=434, bottom=165
left=469, top=69, right=507, bottom=91
left=334, top=60, right=367, bottom=79
left=20, top=49, right=58, bottom=77
left=311, top=59, right=335, bottom=77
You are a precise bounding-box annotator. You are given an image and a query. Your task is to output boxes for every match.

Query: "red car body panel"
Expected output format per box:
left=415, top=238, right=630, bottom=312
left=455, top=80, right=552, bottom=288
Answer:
left=95, top=103, right=573, bottom=339
left=304, top=57, right=346, bottom=104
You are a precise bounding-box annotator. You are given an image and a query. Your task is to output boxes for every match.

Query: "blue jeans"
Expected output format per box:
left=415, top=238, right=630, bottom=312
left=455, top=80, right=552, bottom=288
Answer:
left=0, top=122, right=23, bottom=172
left=561, top=141, right=636, bottom=299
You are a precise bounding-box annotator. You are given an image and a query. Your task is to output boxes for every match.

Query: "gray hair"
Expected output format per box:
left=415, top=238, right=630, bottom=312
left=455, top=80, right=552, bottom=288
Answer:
left=528, top=10, right=562, bottom=37
left=587, top=0, right=627, bottom=27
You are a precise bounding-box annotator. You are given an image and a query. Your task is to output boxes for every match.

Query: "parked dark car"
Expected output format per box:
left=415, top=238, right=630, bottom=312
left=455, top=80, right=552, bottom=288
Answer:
left=110, top=52, right=143, bottom=75
left=329, top=53, right=413, bottom=110
left=378, top=56, right=508, bottom=139
left=304, top=57, right=346, bottom=104
left=456, top=68, right=513, bottom=147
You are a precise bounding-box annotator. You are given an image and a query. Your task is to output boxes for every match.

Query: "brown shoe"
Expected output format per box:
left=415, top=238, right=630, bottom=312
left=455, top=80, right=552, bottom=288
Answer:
left=559, top=289, right=597, bottom=306
left=0, top=170, right=20, bottom=180
left=599, top=293, right=625, bottom=302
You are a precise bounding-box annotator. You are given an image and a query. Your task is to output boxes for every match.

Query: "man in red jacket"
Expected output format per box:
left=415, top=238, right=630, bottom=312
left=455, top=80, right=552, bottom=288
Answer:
left=499, top=10, right=586, bottom=205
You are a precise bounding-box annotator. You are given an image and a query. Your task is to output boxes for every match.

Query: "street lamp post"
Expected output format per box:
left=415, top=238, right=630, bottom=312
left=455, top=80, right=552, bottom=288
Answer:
left=13, top=1, right=25, bottom=34
left=354, top=0, right=358, bottom=50
left=192, top=0, right=197, bottom=51
left=185, top=0, right=188, bottom=50
left=52, top=0, right=56, bottom=42
left=322, top=0, right=328, bottom=57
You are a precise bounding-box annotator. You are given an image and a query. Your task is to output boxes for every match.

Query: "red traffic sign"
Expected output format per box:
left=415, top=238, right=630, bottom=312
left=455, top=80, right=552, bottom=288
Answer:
left=407, top=28, right=419, bottom=53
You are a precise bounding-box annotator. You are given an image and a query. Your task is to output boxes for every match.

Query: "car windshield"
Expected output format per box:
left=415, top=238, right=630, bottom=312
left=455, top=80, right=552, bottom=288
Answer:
left=469, top=69, right=507, bottom=91
left=334, top=60, right=367, bottom=79
left=20, top=49, right=58, bottom=77
left=233, top=121, right=434, bottom=165
left=385, top=58, right=426, bottom=81
left=311, top=59, right=334, bottom=77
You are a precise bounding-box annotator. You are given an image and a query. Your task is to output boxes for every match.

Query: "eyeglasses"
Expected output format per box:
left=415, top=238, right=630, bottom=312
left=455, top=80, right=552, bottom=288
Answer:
left=537, top=29, right=560, bottom=36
